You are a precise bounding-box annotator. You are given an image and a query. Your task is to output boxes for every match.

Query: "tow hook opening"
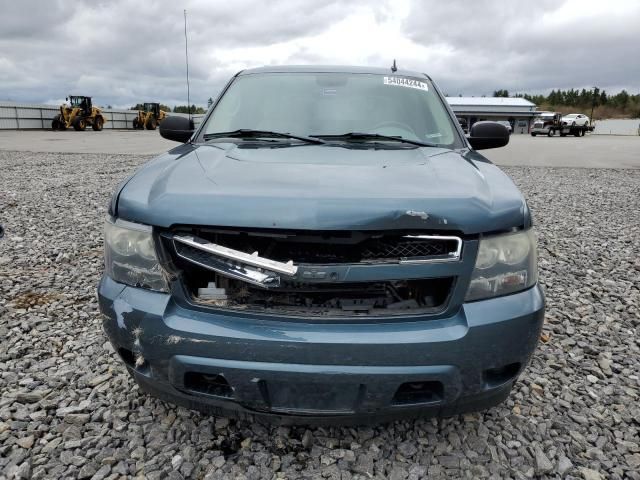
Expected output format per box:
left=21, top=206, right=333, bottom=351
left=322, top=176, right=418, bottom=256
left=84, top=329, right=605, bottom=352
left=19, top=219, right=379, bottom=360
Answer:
left=184, top=372, right=234, bottom=398
left=483, top=362, right=521, bottom=388
left=392, top=381, right=444, bottom=405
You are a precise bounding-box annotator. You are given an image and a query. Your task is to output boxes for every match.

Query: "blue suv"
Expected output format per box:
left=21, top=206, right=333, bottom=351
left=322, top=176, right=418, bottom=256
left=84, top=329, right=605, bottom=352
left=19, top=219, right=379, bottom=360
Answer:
left=98, top=66, right=544, bottom=423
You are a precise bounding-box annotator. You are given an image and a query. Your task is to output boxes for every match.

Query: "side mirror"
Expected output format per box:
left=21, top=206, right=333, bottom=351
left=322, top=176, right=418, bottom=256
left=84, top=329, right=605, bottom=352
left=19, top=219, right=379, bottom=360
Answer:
left=468, top=121, right=510, bottom=150
left=159, top=116, right=195, bottom=143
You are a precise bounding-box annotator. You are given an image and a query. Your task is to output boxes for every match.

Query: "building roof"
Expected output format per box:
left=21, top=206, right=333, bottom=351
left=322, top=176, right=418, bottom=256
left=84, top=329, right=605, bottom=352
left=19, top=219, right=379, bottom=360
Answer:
left=446, top=97, right=536, bottom=107
left=446, top=96, right=537, bottom=115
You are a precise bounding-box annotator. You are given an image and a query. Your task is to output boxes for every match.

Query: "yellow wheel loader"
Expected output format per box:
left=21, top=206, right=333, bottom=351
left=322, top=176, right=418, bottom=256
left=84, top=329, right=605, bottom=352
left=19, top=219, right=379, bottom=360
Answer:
left=132, top=103, right=167, bottom=130
left=51, top=96, right=106, bottom=131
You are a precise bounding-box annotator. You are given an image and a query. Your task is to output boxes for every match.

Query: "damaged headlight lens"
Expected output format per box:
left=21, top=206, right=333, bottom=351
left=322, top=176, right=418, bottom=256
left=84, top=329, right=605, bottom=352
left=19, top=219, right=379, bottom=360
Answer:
left=104, top=218, right=168, bottom=292
left=465, top=229, right=537, bottom=302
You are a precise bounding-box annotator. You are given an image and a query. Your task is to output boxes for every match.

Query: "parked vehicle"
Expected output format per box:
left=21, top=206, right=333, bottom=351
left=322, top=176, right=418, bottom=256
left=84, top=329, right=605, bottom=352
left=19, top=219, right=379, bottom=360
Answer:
left=496, top=120, right=513, bottom=134
left=52, top=96, right=106, bottom=131
left=132, top=103, right=167, bottom=130
left=99, top=66, right=544, bottom=423
left=562, top=113, right=590, bottom=127
left=531, top=112, right=592, bottom=137
left=456, top=116, right=468, bottom=133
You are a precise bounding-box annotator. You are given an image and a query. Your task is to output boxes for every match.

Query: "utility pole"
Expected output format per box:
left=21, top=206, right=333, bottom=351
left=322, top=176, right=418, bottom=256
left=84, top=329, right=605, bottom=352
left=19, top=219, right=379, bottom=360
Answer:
left=590, top=86, right=598, bottom=121
left=184, top=9, right=191, bottom=120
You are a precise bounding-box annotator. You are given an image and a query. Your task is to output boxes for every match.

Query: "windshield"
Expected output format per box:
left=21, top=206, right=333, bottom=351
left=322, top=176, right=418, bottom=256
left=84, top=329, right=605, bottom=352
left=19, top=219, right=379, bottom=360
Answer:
left=564, top=114, right=578, bottom=118
left=200, top=72, right=461, bottom=148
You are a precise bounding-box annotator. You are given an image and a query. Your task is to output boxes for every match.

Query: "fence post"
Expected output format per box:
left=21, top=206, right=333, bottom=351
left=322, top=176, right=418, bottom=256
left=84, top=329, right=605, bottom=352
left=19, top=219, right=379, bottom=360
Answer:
left=15, top=106, right=19, bottom=129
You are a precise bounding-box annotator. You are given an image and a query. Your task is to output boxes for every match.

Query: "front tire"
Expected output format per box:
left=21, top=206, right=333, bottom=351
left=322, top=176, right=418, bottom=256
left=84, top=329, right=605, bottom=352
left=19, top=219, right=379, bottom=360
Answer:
left=92, top=116, right=104, bottom=131
left=73, top=117, right=86, bottom=131
left=145, top=117, right=157, bottom=130
left=52, top=115, right=61, bottom=130
left=547, top=130, right=553, bottom=137
left=531, top=133, right=537, bottom=137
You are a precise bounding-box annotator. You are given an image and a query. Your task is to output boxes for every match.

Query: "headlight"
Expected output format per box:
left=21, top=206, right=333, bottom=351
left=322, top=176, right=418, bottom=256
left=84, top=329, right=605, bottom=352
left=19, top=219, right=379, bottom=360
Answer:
left=465, top=229, right=537, bottom=302
left=104, top=218, right=168, bottom=292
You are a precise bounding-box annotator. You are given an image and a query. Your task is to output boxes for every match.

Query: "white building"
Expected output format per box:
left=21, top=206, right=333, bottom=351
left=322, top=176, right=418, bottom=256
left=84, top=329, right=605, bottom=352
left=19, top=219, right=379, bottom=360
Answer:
left=446, top=97, right=538, bottom=134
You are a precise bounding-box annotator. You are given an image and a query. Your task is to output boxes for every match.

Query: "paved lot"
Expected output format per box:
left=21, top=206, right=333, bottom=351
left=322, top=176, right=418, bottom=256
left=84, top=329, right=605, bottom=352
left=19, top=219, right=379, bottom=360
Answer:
left=484, top=134, right=640, bottom=169
left=0, top=130, right=639, bottom=168
left=0, top=143, right=639, bottom=478
left=0, top=130, right=177, bottom=156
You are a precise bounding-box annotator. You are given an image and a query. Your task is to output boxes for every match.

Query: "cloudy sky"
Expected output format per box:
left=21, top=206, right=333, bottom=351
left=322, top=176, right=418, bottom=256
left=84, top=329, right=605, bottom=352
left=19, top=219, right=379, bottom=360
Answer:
left=1, top=0, right=639, bottom=108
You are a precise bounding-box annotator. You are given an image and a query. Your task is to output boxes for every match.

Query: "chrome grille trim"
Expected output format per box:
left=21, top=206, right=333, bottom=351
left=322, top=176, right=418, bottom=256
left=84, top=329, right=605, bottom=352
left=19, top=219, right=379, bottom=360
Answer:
left=399, top=235, right=462, bottom=263
left=173, top=235, right=298, bottom=276
left=173, top=240, right=283, bottom=288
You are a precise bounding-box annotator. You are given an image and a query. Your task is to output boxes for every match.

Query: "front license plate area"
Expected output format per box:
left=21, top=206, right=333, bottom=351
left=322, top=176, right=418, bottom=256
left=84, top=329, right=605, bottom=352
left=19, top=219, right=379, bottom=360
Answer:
left=267, top=380, right=362, bottom=414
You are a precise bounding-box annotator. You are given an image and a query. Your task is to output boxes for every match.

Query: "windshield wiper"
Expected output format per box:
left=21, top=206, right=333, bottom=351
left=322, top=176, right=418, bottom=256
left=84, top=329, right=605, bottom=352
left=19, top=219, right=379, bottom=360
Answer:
left=311, top=132, right=438, bottom=148
left=203, top=129, right=326, bottom=144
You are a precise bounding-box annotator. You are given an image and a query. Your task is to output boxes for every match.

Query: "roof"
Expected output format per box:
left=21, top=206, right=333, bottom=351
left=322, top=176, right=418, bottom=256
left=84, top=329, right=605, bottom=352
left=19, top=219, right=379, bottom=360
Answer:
left=446, top=96, right=537, bottom=115
left=446, top=97, right=536, bottom=107
left=239, top=65, right=429, bottom=79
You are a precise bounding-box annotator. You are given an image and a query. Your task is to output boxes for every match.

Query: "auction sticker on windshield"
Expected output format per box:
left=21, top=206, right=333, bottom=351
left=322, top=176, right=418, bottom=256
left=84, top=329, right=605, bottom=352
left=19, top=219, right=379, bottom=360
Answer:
left=383, top=76, right=428, bottom=91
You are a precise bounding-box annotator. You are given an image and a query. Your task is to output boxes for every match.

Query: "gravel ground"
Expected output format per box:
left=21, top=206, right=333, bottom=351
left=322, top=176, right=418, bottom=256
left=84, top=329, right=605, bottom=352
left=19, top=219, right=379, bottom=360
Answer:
left=1, top=151, right=639, bottom=480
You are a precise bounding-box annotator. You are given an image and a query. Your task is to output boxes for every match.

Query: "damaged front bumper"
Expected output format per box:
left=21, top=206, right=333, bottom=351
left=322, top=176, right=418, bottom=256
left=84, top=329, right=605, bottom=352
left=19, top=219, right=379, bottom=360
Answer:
left=98, top=274, right=545, bottom=423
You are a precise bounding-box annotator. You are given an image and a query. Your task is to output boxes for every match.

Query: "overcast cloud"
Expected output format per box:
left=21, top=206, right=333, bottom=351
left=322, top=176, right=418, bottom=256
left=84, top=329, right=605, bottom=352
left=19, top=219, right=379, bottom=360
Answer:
left=1, top=0, right=639, bottom=108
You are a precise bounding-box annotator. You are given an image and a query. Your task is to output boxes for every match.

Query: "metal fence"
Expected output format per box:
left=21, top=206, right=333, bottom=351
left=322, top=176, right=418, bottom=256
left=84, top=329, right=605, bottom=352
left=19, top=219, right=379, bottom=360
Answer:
left=0, top=101, right=205, bottom=130
left=592, top=118, right=640, bottom=136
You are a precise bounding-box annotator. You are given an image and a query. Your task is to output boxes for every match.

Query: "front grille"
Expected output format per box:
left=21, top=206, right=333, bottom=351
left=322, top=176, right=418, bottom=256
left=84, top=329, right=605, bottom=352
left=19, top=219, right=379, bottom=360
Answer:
left=170, top=229, right=460, bottom=264
left=163, top=228, right=460, bottom=317
left=360, top=238, right=450, bottom=260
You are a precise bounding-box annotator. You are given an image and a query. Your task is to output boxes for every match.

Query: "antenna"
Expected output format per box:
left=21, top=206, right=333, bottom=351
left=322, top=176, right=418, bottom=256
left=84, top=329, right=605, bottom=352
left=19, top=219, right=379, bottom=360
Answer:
left=391, top=59, right=397, bottom=73
left=184, top=9, right=191, bottom=121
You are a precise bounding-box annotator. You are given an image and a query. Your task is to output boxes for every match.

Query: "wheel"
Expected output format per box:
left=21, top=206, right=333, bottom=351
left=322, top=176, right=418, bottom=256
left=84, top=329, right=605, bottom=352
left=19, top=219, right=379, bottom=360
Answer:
left=145, top=117, right=157, bottom=130
left=531, top=133, right=537, bottom=137
left=52, top=115, right=61, bottom=130
left=73, top=117, right=86, bottom=131
left=547, top=130, right=553, bottom=137
left=92, top=116, right=104, bottom=131
left=573, top=130, right=580, bottom=137
left=571, top=121, right=576, bottom=126
left=132, top=118, right=140, bottom=129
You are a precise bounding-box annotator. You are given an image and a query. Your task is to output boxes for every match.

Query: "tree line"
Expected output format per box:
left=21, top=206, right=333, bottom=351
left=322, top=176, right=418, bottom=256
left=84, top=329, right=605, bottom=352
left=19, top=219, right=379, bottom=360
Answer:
left=492, top=89, right=640, bottom=118
left=130, top=103, right=206, bottom=114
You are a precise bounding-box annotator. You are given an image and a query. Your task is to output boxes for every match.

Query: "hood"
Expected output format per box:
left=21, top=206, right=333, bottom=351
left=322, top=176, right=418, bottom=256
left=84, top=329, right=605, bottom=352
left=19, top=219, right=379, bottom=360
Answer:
left=115, top=143, right=527, bottom=234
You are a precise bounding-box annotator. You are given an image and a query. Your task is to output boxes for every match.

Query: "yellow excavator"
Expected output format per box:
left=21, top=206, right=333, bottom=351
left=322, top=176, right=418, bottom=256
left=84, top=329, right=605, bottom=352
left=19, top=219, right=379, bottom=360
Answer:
left=52, top=96, right=106, bottom=131
left=132, top=103, right=167, bottom=130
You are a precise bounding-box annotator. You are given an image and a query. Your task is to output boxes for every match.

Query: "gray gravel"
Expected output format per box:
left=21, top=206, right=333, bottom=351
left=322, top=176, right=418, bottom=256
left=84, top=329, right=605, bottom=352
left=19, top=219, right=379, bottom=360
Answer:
left=1, top=150, right=639, bottom=480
